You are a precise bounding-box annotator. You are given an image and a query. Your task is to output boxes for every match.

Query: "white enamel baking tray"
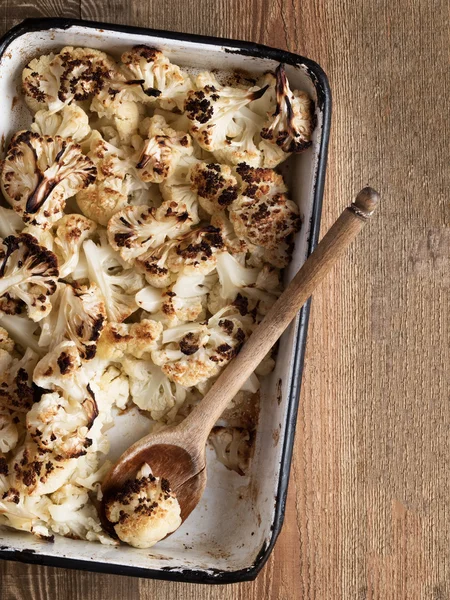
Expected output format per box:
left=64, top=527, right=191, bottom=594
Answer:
left=0, top=18, right=331, bottom=583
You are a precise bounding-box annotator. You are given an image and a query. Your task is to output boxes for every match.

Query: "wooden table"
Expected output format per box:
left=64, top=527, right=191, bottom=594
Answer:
left=1, top=1, right=448, bottom=598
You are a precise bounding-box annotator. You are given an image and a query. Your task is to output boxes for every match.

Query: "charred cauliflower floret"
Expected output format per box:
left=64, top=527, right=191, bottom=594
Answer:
left=230, top=164, right=301, bottom=267
left=105, top=463, right=182, bottom=548
left=122, top=358, right=186, bottom=421
left=184, top=73, right=268, bottom=152
left=39, top=282, right=106, bottom=360
left=83, top=236, right=144, bottom=322
left=151, top=311, right=248, bottom=387
left=135, top=115, right=193, bottom=183
left=75, top=132, right=131, bottom=226
left=260, top=64, right=314, bottom=154
left=8, top=441, right=77, bottom=496
left=121, top=45, right=192, bottom=111
left=209, top=426, right=252, bottom=476
left=107, top=205, right=192, bottom=263
left=33, top=341, right=92, bottom=403
left=54, top=214, right=97, bottom=278
left=1, top=132, right=96, bottom=229
left=97, top=319, right=163, bottom=361
left=166, top=225, right=224, bottom=276
left=23, top=47, right=118, bottom=115
left=26, top=390, right=98, bottom=459
left=0, top=234, right=58, bottom=322
left=31, top=104, right=91, bottom=143
left=189, top=162, right=238, bottom=215
left=0, top=342, right=38, bottom=414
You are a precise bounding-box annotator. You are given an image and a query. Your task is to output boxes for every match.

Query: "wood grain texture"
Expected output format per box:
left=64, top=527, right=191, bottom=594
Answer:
left=1, top=0, right=449, bottom=598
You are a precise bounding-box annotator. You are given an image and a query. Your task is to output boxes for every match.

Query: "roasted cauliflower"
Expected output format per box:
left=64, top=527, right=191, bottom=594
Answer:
left=2, top=44, right=311, bottom=550
left=1, top=132, right=96, bottom=229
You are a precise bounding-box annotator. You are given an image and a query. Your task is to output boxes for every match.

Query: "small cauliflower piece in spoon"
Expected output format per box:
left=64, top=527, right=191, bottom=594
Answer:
left=105, top=463, right=182, bottom=548
left=1, top=131, right=96, bottom=229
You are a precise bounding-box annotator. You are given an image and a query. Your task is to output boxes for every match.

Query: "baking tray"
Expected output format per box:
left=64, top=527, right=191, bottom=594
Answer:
left=0, top=17, right=331, bottom=583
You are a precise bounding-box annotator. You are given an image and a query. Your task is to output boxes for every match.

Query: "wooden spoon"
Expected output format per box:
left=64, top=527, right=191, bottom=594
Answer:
left=101, top=187, right=380, bottom=528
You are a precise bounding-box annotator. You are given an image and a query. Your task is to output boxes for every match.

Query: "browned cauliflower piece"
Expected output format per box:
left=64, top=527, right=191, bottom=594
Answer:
left=22, top=47, right=119, bottom=115
left=0, top=234, right=59, bottom=322
left=166, top=225, right=224, bottom=276
left=230, top=164, right=301, bottom=267
left=260, top=64, right=314, bottom=153
left=151, top=310, right=248, bottom=387
left=0, top=344, right=38, bottom=414
left=7, top=441, right=77, bottom=496
left=107, top=205, right=193, bottom=263
left=39, top=282, right=106, bottom=360
left=189, top=162, right=238, bottom=215
left=184, top=73, right=268, bottom=152
left=1, top=132, right=96, bottom=229
left=54, top=214, right=97, bottom=278
left=26, top=390, right=98, bottom=459
left=209, top=426, right=252, bottom=476
left=105, top=463, right=182, bottom=548
left=121, top=45, right=192, bottom=110
left=135, top=115, right=193, bottom=183
left=96, top=319, right=163, bottom=361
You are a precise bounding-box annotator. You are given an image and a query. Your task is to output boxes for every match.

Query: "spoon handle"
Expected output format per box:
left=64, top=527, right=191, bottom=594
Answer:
left=181, top=187, right=380, bottom=442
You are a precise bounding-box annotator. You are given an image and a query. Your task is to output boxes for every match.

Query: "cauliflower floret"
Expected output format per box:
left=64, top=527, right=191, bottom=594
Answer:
left=0, top=325, right=14, bottom=353
left=33, top=341, right=92, bottom=403
left=22, top=53, right=58, bottom=113
left=54, top=214, right=97, bottom=277
left=189, top=162, right=238, bottom=215
left=135, top=115, right=193, bottom=183
left=42, top=483, right=112, bottom=543
left=0, top=233, right=58, bottom=321
left=31, top=104, right=91, bottom=142
left=136, top=282, right=207, bottom=327
left=151, top=312, right=248, bottom=387
left=97, top=319, right=162, bottom=361
left=92, top=364, right=130, bottom=416
left=8, top=441, right=77, bottom=496
left=121, top=46, right=193, bottom=111
left=230, top=164, right=301, bottom=266
left=210, top=212, right=248, bottom=254
left=23, top=47, right=119, bottom=115
left=134, top=238, right=176, bottom=288
left=0, top=206, right=24, bottom=239
left=107, top=205, right=193, bottom=263
left=260, top=64, right=314, bottom=154
left=1, top=132, right=96, bottom=229
left=38, top=282, right=106, bottom=359
left=122, top=358, right=186, bottom=422
left=0, top=346, right=38, bottom=414
left=75, top=132, right=131, bottom=226
left=166, top=225, right=224, bottom=276
left=208, top=251, right=258, bottom=312
left=26, top=390, right=99, bottom=459
left=47, top=484, right=116, bottom=544
left=184, top=73, right=268, bottom=152
left=83, top=236, right=144, bottom=322
left=105, top=462, right=182, bottom=548
left=209, top=426, right=252, bottom=476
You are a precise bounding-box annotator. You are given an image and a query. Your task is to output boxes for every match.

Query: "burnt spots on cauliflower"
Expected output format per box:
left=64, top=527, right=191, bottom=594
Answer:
left=190, top=162, right=238, bottom=213
left=57, top=351, right=74, bottom=375
left=260, top=63, right=314, bottom=154
left=1, top=132, right=97, bottom=229
left=185, top=90, right=214, bottom=123
left=179, top=332, right=201, bottom=356
left=0, top=234, right=59, bottom=322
